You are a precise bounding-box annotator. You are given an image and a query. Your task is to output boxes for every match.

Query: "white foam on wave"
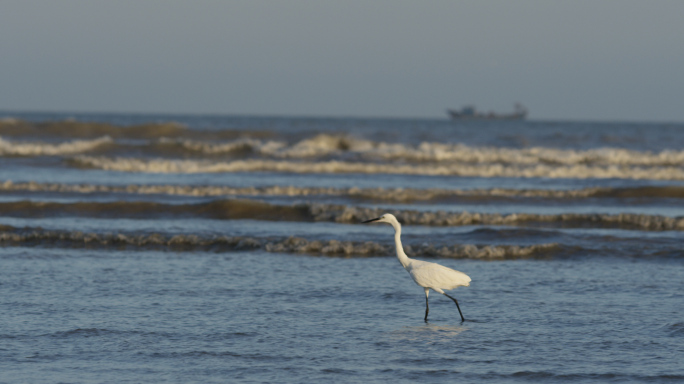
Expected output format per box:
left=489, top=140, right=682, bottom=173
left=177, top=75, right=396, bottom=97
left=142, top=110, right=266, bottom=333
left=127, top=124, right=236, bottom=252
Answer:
left=71, top=155, right=684, bottom=180
left=263, top=237, right=559, bottom=259
left=312, top=204, right=684, bottom=230
left=0, top=188, right=680, bottom=230
left=277, top=134, right=375, bottom=157
left=159, top=137, right=287, bottom=155
left=0, top=136, right=112, bottom=156
left=0, top=226, right=558, bottom=259
left=0, top=180, right=609, bottom=199
left=4, top=128, right=684, bottom=168
left=160, top=134, right=373, bottom=158
left=169, top=133, right=684, bottom=166
left=6, top=180, right=662, bottom=200
left=372, top=142, right=684, bottom=166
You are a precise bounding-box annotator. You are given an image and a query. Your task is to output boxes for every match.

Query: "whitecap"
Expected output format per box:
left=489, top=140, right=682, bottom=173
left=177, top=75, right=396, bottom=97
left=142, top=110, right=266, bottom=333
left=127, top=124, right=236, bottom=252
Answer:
left=0, top=136, right=112, bottom=156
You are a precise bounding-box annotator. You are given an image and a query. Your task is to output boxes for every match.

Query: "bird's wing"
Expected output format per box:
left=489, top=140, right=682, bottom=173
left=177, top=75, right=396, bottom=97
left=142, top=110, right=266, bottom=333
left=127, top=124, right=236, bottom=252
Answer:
left=408, top=260, right=471, bottom=290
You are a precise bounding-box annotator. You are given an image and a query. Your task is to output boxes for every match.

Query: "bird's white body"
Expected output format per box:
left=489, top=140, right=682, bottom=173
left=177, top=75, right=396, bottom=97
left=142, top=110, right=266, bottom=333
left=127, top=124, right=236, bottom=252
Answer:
left=364, top=213, right=471, bottom=321
left=405, top=259, right=471, bottom=294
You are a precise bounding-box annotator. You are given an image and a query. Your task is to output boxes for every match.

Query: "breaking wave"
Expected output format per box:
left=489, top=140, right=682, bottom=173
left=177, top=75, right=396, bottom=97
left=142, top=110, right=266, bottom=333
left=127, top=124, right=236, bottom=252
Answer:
left=370, top=141, right=684, bottom=166
left=5, top=118, right=684, bottom=172
left=70, top=155, right=684, bottom=180
left=0, top=225, right=557, bottom=259
left=312, top=205, right=684, bottom=231
left=171, top=134, right=374, bottom=158
left=152, top=134, right=684, bottom=166
left=0, top=136, right=112, bottom=156
left=5, top=180, right=684, bottom=201
left=159, top=137, right=286, bottom=155
left=6, top=119, right=684, bottom=181
left=1, top=199, right=683, bottom=230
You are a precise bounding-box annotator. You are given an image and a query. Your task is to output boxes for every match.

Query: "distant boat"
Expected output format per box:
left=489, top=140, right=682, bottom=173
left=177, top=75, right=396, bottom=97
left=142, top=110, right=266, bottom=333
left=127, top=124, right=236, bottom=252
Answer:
left=447, top=103, right=527, bottom=120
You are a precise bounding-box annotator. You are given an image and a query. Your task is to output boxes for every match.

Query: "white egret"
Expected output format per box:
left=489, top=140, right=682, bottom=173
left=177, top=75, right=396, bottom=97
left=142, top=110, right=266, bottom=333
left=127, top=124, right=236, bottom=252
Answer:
left=363, top=213, right=471, bottom=322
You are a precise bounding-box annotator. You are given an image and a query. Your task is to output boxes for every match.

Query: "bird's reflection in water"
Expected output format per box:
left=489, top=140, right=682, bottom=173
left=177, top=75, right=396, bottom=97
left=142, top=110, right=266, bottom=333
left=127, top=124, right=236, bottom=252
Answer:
left=388, top=323, right=467, bottom=343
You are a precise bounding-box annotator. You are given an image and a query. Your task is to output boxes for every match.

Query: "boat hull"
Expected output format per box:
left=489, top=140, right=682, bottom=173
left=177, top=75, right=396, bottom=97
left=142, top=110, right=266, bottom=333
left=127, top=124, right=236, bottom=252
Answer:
left=447, top=109, right=527, bottom=120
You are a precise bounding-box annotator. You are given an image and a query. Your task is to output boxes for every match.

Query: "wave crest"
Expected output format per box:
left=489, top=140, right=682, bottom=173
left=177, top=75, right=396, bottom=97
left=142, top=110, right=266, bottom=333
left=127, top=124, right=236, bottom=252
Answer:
left=0, top=136, right=112, bottom=156
left=70, top=155, right=684, bottom=180
left=313, top=205, right=684, bottom=230
left=6, top=180, right=684, bottom=200
left=0, top=226, right=557, bottom=259
left=0, top=199, right=683, bottom=230
left=157, top=134, right=684, bottom=166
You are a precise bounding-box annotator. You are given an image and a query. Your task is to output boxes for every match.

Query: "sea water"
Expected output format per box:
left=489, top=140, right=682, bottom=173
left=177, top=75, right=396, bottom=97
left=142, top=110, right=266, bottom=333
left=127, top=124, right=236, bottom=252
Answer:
left=0, top=113, right=683, bottom=383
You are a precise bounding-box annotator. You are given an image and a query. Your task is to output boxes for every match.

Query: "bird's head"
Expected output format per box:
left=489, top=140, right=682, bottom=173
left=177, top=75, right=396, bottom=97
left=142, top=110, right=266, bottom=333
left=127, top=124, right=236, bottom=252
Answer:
left=362, top=213, right=399, bottom=226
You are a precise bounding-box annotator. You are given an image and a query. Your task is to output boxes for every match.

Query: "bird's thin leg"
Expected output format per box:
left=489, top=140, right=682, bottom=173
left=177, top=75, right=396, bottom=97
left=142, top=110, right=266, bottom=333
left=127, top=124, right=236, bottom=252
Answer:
left=444, top=293, right=465, bottom=322
left=424, top=288, right=430, bottom=322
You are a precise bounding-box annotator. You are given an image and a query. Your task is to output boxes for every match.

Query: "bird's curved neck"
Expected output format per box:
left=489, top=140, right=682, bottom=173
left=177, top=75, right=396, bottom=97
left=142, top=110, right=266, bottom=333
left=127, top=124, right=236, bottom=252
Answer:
left=391, top=222, right=411, bottom=269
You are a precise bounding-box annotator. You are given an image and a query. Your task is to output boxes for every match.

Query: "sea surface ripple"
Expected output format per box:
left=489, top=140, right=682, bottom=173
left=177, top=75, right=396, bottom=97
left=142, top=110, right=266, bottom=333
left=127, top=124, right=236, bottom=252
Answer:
left=0, top=113, right=683, bottom=383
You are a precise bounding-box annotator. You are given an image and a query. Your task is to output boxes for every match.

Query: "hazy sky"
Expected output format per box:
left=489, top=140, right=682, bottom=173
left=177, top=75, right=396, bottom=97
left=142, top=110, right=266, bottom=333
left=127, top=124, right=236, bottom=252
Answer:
left=1, top=1, right=683, bottom=121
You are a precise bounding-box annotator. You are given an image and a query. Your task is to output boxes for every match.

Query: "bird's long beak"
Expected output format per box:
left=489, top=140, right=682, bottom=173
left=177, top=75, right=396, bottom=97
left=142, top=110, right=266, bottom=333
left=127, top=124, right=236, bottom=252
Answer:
left=362, top=217, right=381, bottom=223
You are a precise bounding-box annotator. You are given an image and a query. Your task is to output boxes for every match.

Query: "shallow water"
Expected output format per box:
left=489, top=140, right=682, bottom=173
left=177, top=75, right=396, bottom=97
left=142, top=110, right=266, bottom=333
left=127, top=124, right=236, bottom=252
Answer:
left=0, top=112, right=683, bottom=382
left=1, top=249, right=683, bottom=383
